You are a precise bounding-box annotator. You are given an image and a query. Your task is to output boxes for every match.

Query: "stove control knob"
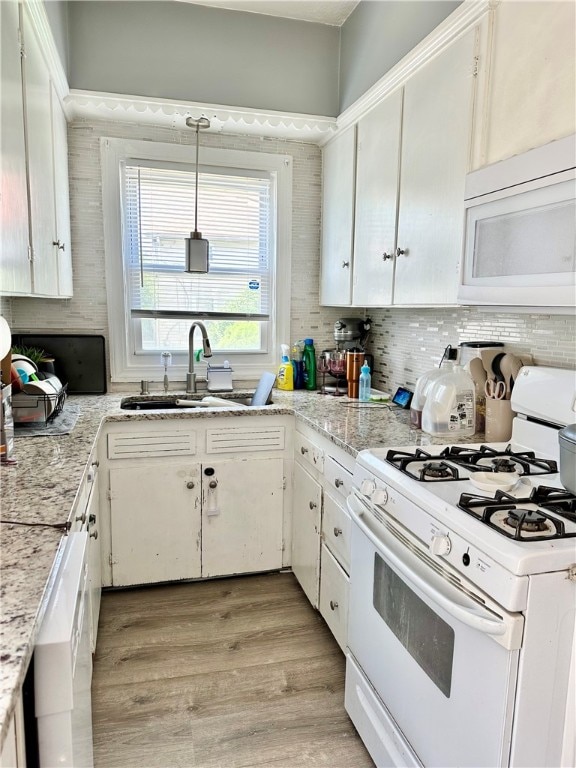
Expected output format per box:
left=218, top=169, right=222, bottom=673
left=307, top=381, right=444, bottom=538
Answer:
left=430, top=534, right=452, bottom=557
left=360, top=479, right=376, bottom=497
left=372, top=488, right=389, bottom=507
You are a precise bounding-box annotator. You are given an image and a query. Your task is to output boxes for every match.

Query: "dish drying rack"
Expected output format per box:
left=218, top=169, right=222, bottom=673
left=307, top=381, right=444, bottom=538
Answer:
left=13, top=383, right=68, bottom=428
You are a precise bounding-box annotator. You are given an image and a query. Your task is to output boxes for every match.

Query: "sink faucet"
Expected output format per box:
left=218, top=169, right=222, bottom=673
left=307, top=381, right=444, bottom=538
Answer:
left=186, top=321, right=212, bottom=393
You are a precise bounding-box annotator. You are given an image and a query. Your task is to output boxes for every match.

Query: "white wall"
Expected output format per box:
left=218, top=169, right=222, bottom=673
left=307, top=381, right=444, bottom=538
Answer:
left=67, top=1, right=340, bottom=116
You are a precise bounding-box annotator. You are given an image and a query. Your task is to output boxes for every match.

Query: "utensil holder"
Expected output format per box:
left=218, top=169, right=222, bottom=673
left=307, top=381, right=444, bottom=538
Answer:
left=485, top=398, right=515, bottom=442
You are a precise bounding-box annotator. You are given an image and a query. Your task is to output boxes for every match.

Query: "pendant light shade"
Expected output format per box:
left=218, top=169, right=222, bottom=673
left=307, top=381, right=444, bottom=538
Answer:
left=185, top=116, right=211, bottom=273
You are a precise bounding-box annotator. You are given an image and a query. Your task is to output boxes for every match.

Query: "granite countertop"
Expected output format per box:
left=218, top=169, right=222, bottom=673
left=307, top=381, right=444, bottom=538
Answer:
left=0, top=388, right=481, bottom=746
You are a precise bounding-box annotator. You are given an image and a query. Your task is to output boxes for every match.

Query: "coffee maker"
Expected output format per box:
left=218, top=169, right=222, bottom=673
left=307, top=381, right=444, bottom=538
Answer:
left=320, top=318, right=373, bottom=393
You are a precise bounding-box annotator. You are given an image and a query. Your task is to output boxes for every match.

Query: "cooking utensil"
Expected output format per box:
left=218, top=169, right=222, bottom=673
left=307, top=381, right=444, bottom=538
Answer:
left=499, top=354, right=518, bottom=399
left=491, top=352, right=506, bottom=384
left=480, top=349, right=505, bottom=383
left=485, top=379, right=506, bottom=400
left=468, top=357, right=487, bottom=389
left=508, top=355, right=524, bottom=392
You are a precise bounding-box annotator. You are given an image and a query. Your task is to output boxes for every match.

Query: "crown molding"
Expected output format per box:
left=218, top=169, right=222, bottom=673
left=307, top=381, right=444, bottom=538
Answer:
left=66, top=90, right=337, bottom=143
left=23, top=0, right=69, bottom=105
left=327, top=0, right=496, bottom=145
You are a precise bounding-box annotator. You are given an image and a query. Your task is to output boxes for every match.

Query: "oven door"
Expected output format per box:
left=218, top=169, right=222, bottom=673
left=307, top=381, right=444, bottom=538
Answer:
left=347, top=489, right=523, bottom=768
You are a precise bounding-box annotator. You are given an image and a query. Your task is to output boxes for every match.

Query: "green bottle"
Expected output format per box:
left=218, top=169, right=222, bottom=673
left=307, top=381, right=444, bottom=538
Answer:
left=302, top=338, right=317, bottom=390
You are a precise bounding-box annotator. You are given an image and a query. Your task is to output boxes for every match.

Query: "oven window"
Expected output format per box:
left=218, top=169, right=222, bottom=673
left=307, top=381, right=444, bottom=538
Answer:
left=373, top=554, right=454, bottom=697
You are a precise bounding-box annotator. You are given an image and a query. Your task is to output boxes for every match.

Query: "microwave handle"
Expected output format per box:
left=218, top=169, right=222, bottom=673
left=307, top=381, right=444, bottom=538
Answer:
left=347, top=491, right=515, bottom=643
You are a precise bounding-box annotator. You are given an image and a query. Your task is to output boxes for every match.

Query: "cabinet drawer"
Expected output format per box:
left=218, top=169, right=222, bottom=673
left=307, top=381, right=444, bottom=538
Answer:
left=294, top=431, right=324, bottom=473
left=324, top=455, right=353, bottom=501
left=322, top=492, right=351, bottom=574
left=319, top=543, right=349, bottom=652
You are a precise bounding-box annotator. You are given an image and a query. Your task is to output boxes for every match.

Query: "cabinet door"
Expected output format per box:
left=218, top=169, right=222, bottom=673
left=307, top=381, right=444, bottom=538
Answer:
left=291, top=461, right=322, bottom=607
left=320, top=126, right=356, bottom=306
left=109, top=463, right=201, bottom=586
left=352, top=90, right=403, bottom=306
left=86, top=478, right=101, bottom=653
left=21, top=7, right=58, bottom=296
left=51, top=84, right=73, bottom=297
left=0, top=0, right=31, bottom=295
left=394, top=30, right=475, bottom=305
left=201, top=457, right=284, bottom=578
left=319, top=543, right=349, bottom=652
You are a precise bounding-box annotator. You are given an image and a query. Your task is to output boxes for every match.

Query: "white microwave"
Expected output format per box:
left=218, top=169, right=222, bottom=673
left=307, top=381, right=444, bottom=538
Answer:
left=458, top=134, right=576, bottom=307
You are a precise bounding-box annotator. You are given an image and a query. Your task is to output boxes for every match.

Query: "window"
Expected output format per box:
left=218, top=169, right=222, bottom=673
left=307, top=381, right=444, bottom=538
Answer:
left=101, top=138, right=292, bottom=382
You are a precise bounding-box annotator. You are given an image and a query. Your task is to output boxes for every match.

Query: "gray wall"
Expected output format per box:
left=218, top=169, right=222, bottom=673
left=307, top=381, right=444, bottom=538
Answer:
left=44, top=0, right=70, bottom=78
left=67, top=1, right=340, bottom=116
left=339, top=0, right=461, bottom=111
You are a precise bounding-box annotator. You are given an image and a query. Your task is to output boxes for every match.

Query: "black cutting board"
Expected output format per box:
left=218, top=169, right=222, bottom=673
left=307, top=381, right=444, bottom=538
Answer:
left=14, top=334, right=107, bottom=394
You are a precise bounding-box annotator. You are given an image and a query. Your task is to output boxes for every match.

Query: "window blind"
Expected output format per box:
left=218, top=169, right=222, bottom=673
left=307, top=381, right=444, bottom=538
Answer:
left=124, top=163, right=272, bottom=319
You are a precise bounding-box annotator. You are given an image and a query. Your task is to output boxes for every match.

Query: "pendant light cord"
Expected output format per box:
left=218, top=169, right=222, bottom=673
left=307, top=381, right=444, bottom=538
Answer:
left=194, top=123, right=200, bottom=234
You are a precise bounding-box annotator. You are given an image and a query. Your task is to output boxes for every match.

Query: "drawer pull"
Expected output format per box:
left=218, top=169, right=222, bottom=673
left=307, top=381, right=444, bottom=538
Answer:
left=309, top=501, right=318, bottom=510
left=89, top=513, right=96, bottom=525
left=90, top=530, right=99, bottom=540
left=335, top=478, right=344, bottom=488
left=330, top=600, right=339, bottom=611
left=186, top=481, right=196, bottom=489
left=300, top=446, right=309, bottom=455
left=333, top=527, right=342, bottom=537
left=75, top=512, right=86, bottom=524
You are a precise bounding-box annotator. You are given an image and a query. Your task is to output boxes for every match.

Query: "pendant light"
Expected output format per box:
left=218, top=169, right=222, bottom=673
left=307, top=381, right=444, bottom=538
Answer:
left=185, top=116, right=211, bottom=272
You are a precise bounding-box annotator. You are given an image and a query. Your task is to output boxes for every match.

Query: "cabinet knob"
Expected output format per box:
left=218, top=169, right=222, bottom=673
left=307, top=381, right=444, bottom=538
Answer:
left=309, top=501, right=317, bottom=510
left=342, top=261, right=350, bottom=268
left=209, top=479, right=218, bottom=489
left=186, top=481, right=195, bottom=489
left=334, top=478, right=344, bottom=488
left=333, top=527, right=342, bottom=537
left=75, top=512, right=86, bottom=524
left=329, top=600, right=339, bottom=611
left=396, top=247, right=406, bottom=257
left=52, top=240, right=66, bottom=252
left=382, top=252, right=393, bottom=261
left=300, top=446, right=309, bottom=455
left=91, top=460, right=100, bottom=468
left=90, top=530, right=99, bottom=540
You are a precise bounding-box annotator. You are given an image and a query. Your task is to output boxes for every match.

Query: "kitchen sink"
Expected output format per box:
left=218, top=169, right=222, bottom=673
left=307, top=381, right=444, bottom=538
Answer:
left=120, top=393, right=260, bottom=410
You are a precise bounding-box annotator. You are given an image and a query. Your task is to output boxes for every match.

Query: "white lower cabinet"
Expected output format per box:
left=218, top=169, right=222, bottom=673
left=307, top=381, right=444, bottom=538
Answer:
left=101, top=417, right=291, bottom=588
left=109, top=462, right=202, bottom=587
left=319, top=544, right=349, bottom=652
left=201, top=457, right=284, bottom=578
left=291, top=423, right=354, bottom=650
left=86, top=476, right=102, bottom=653
left=291, top=461, right=322, bottom=607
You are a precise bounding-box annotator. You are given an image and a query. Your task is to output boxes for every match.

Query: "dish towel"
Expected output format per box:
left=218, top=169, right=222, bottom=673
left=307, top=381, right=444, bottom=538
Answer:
left=14, top=404, right=80, bottom=437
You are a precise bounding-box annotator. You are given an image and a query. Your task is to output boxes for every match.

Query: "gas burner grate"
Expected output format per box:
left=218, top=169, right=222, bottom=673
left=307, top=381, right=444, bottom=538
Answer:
left=385, top=449, right=463, bottom=482
left=458, top=486, right=576, bottom=541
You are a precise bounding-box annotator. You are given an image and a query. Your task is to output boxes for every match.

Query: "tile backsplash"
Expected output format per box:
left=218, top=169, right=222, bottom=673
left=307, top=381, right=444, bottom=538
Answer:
left=368, top=307, right=576, bottom=394
left=4, top=119, right=575, bottom=390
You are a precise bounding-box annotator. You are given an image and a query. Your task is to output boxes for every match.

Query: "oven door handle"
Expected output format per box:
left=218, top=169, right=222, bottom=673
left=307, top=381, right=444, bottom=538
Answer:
left=348, top=491, right=521, bottom=647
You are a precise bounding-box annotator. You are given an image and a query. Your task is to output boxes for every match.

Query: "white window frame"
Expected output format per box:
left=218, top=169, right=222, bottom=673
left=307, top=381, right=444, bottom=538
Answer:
left=101, top=137, right=292, bottom=383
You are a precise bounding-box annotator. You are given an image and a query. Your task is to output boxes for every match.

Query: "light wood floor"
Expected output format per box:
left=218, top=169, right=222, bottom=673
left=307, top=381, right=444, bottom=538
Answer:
left=92, top=572, right=374, bottom=768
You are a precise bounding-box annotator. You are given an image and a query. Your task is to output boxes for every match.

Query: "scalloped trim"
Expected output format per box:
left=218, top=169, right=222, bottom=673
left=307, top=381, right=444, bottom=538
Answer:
left=66, top=90, right=337, bottom=143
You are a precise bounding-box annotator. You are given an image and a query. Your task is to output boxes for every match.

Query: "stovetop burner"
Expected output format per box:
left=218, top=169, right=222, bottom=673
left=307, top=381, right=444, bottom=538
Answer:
left=458, top=486, right=576, bottom=541
left=386, top=444, right=558, bottom=482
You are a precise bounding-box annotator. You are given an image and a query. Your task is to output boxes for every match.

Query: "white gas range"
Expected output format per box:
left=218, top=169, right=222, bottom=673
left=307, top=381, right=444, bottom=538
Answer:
left=345, top=367, right=576, bottom=768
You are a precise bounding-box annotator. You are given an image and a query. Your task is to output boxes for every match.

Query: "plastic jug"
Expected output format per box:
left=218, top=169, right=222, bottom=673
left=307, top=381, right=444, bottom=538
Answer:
left=302, top=339, right=317, bottom=391
left=410, top=346, right=458, bottom=428
left=421, top=364, right=476, bottom=436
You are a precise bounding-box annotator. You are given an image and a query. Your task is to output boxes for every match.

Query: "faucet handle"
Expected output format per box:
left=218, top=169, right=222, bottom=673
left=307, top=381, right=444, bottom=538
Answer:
left=140, top=380, right=151, bottom=395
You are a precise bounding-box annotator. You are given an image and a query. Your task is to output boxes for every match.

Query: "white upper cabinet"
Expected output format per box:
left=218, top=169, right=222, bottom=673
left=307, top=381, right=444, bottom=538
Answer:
left=320, top=126, right=356, bottom=306
left=394, top=30, right=475, bottom=305
left=352, top=90, right=402, bottom=307
left=0, top=4, right=73, bottom=299
left=321, top=27, right=476, bottom=307
left=51, top=83, right=73, bottom=296
left=473, top=1, right=576, bottom=170
left=0, top=0, right=31, bottom=295
left=22, top=6, right=58, bottom=296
